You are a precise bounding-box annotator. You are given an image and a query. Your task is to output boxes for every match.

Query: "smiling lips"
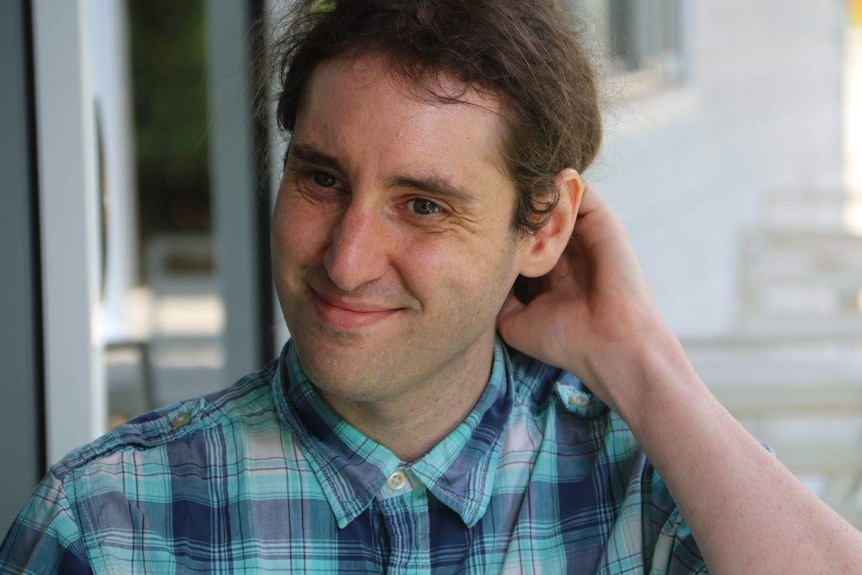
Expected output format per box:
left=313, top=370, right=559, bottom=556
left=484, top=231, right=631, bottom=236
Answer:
left=312, top=291, right=401, bottom=330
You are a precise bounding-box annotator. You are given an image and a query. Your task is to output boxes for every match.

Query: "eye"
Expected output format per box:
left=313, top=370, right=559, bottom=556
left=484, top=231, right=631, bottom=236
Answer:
left=408, top=198, right=444, bottom=215
left=312, top=170, right=338, bottom=188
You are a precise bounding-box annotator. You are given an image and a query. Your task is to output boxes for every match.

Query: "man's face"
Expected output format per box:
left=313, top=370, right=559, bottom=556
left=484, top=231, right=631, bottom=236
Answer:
left=271, top=54, right=536, bottom=408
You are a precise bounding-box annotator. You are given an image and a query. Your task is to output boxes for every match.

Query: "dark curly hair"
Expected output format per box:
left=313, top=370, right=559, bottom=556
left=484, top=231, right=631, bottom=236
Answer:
left=271, top=0, right=602, bottom=235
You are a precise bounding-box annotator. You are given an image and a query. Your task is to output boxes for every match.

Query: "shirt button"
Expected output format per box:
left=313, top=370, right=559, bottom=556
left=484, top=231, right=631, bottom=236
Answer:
left=568, top=394, right=589, bottom=409
left=386, top=470, right=407, bottom=491
left=171, top=412, right=192, bottom=429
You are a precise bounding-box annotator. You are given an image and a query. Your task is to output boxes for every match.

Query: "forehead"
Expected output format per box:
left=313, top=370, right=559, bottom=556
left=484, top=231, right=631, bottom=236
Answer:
left=294, top=54, right=512, bottom=185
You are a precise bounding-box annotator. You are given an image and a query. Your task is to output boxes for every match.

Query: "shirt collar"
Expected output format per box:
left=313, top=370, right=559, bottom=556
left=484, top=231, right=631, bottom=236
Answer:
left=272, top=339, right=513, bottom=529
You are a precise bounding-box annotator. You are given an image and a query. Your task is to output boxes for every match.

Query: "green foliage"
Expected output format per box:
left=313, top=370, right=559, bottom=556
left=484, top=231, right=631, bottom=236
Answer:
left=129, top=0, right=210, bottom=234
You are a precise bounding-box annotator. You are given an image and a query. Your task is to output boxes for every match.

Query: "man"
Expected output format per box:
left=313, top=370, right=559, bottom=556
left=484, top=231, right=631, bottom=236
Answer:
left=2, top=0, right=861, bottom=573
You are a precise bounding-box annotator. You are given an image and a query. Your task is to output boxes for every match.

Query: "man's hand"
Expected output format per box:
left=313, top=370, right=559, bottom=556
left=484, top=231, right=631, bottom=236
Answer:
left=498, top=182, right=862, bottom=574
left=497, top=184, right=669, bottom=417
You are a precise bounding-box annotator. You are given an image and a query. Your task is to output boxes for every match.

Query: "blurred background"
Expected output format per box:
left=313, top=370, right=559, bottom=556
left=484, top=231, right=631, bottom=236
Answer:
left=2, top=0, right=861, bottom=534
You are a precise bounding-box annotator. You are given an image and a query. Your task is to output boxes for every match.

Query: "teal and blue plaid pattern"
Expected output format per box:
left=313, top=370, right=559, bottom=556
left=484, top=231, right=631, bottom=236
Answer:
left=1, top=340, right=706, bottom=573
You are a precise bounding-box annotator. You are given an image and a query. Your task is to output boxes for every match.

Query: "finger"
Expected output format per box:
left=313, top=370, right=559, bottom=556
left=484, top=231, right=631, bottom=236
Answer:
left=576, top=182, right=608, bottom=216
left=572, top=184, right=629, bottom=248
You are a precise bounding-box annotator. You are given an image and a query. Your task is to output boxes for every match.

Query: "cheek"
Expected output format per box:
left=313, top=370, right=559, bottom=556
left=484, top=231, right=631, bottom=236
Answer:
left=270, top=210, right=296, bottom=276
left=396, top=232, right=520, bottom=307
left=271, top=196, right=328, bottom=265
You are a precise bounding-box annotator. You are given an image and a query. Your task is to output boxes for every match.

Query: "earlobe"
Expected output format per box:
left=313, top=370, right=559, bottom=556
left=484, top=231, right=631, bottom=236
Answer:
left=518, top=169, right=583, bottom=278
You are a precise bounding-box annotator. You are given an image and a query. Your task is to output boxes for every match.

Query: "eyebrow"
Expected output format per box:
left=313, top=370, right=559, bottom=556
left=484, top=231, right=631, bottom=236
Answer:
left=287, top=143, right=347, bottom=174
left=389, top=175, right=476, bottom=204
left=288, top=142, right=476, bottom=204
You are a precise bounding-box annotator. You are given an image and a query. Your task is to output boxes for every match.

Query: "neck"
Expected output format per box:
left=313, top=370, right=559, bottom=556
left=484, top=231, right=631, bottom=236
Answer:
left=318, top=341, right=496, bottom=462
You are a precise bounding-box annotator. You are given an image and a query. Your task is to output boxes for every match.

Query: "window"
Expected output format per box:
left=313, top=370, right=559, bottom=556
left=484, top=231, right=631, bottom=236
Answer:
left=576, top=0, right=685, bottom=91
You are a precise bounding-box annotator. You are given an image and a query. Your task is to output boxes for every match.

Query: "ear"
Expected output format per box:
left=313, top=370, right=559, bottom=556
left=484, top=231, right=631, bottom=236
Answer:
left=517, top=168, right=584, bottom=278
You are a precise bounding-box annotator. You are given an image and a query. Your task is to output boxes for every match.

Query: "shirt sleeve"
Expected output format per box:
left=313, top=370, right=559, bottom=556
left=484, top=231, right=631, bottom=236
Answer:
left=0, top=473, right=93, bottom=575
left=643, top=463, right=709, bottom=575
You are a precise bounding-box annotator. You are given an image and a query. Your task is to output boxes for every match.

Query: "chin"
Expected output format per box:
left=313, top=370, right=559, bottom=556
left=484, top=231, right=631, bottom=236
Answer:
left=303, top=359, right=401, bottom=406
left=292, top=332, right=382, bottom=392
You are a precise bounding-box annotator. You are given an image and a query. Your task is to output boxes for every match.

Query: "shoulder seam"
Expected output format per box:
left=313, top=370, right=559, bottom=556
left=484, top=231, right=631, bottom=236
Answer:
left=52, top=363, right=279, bottom=479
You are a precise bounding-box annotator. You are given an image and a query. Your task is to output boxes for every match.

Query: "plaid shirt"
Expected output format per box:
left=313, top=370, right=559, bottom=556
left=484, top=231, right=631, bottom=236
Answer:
left=1, top=340, right=706, bottom=574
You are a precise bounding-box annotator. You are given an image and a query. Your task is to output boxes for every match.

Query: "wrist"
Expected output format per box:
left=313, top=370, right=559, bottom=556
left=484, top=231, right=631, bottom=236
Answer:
left=583, top=326, right=706, bottom=432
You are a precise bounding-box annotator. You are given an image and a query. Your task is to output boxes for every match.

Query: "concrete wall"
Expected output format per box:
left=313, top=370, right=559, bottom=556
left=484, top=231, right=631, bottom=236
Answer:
left=591, top=1, right=845, bottom=337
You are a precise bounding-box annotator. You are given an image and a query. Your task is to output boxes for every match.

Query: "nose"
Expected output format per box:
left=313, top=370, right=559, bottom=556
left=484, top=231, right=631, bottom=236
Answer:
left=323, top=202, right=390, bottom=292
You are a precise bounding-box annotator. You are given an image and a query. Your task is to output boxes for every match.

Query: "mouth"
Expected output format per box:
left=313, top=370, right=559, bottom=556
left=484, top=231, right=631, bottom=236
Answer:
left=311, top=290, right=402, bottom=330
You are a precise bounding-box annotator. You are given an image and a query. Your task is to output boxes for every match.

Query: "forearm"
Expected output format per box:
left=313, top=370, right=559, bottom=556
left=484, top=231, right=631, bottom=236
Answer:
left=590, top=328, right=862, bottom=574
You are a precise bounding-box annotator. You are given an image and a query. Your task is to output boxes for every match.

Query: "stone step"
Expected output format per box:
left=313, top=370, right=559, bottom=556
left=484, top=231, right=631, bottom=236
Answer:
left=684, top=335, right=862, bottom=387
left=739, top=229, right=862, bottom=327
left=743, top=230, right=862, bottom=280
left=758, top=189, right=862, bottom=234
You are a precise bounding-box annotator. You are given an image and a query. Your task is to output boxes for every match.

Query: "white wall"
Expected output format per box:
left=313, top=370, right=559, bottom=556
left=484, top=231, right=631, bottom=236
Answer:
left=591, top=1, right=845, bottom=337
